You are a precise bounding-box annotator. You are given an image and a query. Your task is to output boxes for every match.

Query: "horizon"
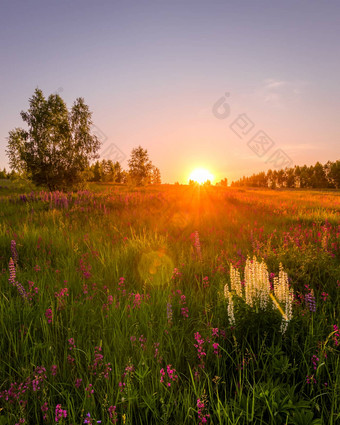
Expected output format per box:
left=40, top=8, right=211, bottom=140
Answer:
left=1, top=1, right=339, bottom=184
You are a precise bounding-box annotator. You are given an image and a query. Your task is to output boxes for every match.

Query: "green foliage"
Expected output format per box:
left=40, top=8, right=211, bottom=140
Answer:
left=232, top=160, right=340, bottom=189
left=0, top=184, right=339, bottom=424
left=6, top=88, right=101, bottom=190
left=128, top=146, right=155, bottom=186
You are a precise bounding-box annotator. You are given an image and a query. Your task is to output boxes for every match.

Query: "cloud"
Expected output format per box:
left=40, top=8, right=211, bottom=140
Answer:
left=256, top=78, right=308, bottom=107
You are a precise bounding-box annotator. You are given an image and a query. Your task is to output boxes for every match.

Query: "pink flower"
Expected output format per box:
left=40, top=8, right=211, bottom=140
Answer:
left=55, top=404, right=67, bottom=422
left=45, top=308, right=53, bottom=324
left=51, top=365, right=58, bottom=376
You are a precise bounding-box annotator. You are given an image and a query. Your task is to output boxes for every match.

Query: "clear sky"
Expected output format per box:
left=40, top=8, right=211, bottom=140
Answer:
left=1, top=0, right=339, bottom=183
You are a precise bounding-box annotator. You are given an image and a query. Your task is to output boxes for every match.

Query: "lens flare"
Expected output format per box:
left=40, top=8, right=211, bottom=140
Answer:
left=189, top=168, right=214, bottom=184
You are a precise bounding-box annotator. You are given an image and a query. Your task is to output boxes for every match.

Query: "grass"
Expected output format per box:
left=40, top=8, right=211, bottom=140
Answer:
left=0, top=183, right=339, bottom=424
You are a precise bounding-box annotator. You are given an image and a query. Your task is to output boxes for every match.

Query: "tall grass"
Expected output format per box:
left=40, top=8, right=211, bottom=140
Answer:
left=0, top=184, right=339, bottom=424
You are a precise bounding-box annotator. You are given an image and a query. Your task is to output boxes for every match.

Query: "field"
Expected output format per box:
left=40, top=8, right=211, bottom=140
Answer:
left=0, top=181, right=339, bottom=424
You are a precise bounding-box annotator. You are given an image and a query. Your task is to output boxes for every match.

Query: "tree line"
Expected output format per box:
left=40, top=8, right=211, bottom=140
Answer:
left=88, top=155, right=161, bottom=185
left=5, top=89, right=161, bottom=189
left=231, top=161, right=340, bottom=189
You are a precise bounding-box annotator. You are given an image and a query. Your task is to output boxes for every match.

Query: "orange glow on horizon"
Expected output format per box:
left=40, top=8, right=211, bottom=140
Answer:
left=188, top=168, right=214, bottom=184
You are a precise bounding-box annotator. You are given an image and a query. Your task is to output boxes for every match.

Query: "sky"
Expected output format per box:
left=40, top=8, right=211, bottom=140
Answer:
left=0, top=0, right=339, bottom=183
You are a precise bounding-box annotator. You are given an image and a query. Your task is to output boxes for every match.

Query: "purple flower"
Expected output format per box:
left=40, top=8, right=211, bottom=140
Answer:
left=305, top=291, right=316, bottom=313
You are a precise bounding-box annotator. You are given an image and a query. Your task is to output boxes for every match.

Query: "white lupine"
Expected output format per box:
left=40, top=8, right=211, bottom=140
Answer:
left=225, top=289, right=236, bottom=326
left=230, top=264, right=243, bottom=297
left=244, top=257, right=255, bottom=307
left=224, top=283, right=229, bottom=299
left=244, top=257, right=270, bottom=310
left=227, top=257, right=293, bottom=333
left=273, top=277, right=279, bottom=309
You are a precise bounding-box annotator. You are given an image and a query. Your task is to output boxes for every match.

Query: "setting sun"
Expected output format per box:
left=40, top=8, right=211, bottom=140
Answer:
left=189, top=168, right=214, bottom=184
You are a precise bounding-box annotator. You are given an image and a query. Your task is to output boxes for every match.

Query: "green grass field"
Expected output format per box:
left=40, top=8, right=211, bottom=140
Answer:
left=0, top=181, right=339, bottom=424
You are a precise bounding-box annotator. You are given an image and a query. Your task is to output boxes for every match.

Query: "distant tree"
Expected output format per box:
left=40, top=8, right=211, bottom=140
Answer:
left=90, top=160, right=102, bottom=182
left=0, top=168, right=7, bottom=179
left=128, top=146, right=154, bottom=186
left=231, top=160, right=340, bottom=189
left=151, top=166, right=161, bottom=184
left=121, top=170, right=130, bottom=184
left=326, top=160, right=340, bottom=188
left=113, top=161, right=123, bottom=183
left=285, top=167, right=295, bottom=188
left=218, top=178, right=228, bottom=187
left=102, top=159, right=115, bottom=182
left=6, top=88, right=101, bottom=190
left=310, top=162, right=328, bottom=188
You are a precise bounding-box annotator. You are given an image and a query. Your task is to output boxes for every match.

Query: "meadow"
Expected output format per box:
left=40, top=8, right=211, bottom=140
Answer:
left=0, top=180, right=339, bottom=424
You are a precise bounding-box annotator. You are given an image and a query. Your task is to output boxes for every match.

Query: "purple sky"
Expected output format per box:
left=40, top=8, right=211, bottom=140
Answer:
left=1, top=0, right=339, bottom=183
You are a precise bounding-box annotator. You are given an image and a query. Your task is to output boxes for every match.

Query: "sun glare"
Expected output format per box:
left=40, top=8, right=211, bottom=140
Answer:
left=189, top=168, right=214, bottom=184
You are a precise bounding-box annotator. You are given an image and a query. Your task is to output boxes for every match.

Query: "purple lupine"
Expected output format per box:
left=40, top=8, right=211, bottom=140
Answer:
left=11, top=240, right=18, bottom=264
left=15, top=282, right=28, bottom=300
left=305, top=291, right=316, bottom=312
left=8, top=258, right=16, bottom=285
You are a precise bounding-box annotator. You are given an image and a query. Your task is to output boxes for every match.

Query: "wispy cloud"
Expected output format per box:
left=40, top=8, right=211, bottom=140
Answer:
left=256, top=78, right=308, bottom=107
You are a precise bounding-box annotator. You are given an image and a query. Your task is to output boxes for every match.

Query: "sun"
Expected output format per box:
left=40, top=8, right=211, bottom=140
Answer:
left=189, top=168, right=214, bottom=184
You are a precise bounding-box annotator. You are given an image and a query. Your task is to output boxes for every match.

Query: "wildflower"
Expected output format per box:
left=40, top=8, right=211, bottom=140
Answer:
left=202, top=276, right=209, bottom=288
left=41, top=402, right=49, bottom=421
left=194, top=332, right=206, bottom=368
left=68, top=338, right=76, bottom=350
left=11, top=240, right=18, bottom=264
left=117, top=277, right=126, bottom=296
left=193, top=230, right=202, bottom=261
left=55, top=288, right=69, bottom=310
left=226, top=258, right=293, bottom=332
left=108, top=405, right=118, bottom=424
left=84, top=412, right=102, bottom=424
left=321, top=292, right=329, bottom=302
left=85, top=383, right=94, bottom=397
left=305, top=290, right=316, bottom=313
left=311, top=354, right=319, bottom=371
left=45, top=308, right=53, bottom=324
left=211, top=328, right=219, bottom=337
left=224, top=288, right=235, bottom=326
left=166, top=302, right=173, bottom=325
left=332, top=324, right=339, bottom=346
left=181, top=306, right=189, bottom=319
left=197, top=397, right=210, bottom=425
left=51, top=365, right=58, bottom=376
left=27, top=281, right=39, bottom=302
left=306, top=375, right=316, bottom=384
left=160, top=364, right=178, bottom=387
left=229, top=265, right=243, bottom=297
left=75, top=378, right=82, bottom=388
left=15, top=282, right=29, bottom=301
left=67, top=354, right=75, bottom=364
left=171, top=267, right=182, bottom=280
left=212, top=342, right=220, bottom=356
left=154, top=342, right=160, bottom=359
left=55, top=404, right=67, bottom=422
left=139, top=335, right=147, bottom=351
left=8, top=258, right=16, bottom=285
left=90, top=346, right=111, bottom=379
